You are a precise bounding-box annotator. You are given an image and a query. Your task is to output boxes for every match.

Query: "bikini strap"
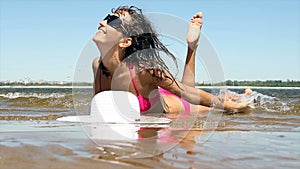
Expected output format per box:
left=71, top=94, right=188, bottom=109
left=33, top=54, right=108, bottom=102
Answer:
left=129, top=66, right=140, bottom=95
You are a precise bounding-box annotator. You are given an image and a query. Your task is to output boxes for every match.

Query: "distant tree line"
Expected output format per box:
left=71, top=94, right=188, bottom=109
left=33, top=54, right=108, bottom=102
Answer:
left=0, top=81, right=93, bottom=86
left=1, top=80, right=299, bottom=87
left=196, top=80, right=300, bottom=87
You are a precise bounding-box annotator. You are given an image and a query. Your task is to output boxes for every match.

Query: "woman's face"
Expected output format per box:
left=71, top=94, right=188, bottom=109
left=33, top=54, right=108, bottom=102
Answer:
left=93, top=12, right=129, bottom=52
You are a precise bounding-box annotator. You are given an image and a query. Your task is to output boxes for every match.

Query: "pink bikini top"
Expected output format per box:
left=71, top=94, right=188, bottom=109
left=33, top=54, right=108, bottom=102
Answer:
left=129, top=68, right=160, bottom=113
left=97, top=63, right=190, bottom=113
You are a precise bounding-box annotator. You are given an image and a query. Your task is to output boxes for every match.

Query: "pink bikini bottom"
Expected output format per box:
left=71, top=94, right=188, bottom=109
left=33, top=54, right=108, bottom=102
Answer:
left=158, top=88, right=190, bottom=114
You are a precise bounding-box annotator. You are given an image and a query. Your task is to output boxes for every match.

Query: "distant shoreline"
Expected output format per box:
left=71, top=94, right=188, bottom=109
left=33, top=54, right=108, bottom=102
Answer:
left=197, top=86, right=300, bottom=89
left=0, top=85, right=92, bottom=89
left=0, top=85, right=299, bottom=89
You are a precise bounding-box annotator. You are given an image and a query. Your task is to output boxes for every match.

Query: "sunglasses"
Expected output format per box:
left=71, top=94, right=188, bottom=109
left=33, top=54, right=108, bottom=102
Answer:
left=103, top=14, right=128, bottom=35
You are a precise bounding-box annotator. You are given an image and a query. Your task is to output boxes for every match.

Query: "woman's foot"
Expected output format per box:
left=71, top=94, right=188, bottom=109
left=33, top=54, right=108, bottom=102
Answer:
left=244, top=88, right=253, bottom=96
left=187, top=12, right=203, bottom=50
left=225, top=100, right=254, bottom=114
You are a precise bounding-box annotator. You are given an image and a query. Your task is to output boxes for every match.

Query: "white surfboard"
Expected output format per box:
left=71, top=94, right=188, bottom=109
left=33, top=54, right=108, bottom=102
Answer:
left=57, top=91, right=171, bottom=125
left=57, top=91, right=171, bottom=140
left=56, top=115, right=171, bottom=125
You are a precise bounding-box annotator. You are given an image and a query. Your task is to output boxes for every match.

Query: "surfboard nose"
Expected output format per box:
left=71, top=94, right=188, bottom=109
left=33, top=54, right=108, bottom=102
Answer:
left=90, top=91, right=141, bottom=123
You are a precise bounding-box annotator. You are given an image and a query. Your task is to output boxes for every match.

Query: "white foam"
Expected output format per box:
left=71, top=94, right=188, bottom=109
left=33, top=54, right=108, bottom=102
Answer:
left=0, top=92, right=65, bottom=99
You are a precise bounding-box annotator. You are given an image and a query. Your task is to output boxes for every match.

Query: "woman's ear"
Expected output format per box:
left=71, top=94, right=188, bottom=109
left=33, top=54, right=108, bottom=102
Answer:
left=119, top=38, right=132, bottom=48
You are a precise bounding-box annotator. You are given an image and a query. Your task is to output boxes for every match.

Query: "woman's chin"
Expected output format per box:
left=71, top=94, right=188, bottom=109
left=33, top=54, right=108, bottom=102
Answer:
left=92, top=35, right=99, bottom=42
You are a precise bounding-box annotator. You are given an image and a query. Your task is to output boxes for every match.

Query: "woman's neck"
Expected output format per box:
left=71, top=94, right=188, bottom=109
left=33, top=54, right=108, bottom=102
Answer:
left=101, top=53, right=121, bottom=77
left=98, top=43, right=125, bottom=77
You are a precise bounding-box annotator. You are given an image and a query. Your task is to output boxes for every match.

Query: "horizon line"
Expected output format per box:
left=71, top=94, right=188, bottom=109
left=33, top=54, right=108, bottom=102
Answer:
left=1, top=79, right=300, bottom=83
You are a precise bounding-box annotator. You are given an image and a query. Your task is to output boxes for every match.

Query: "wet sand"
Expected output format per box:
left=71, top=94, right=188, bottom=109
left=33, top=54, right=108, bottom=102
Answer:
left=1, top=120, right=299, bottom=169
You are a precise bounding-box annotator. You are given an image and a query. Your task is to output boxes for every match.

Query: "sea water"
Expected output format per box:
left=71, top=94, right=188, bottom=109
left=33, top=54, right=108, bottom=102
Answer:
left=0, top=87, right=299, bottom=169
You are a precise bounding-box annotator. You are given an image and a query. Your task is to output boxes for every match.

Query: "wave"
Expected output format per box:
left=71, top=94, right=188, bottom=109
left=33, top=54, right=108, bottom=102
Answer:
left=0, top=88, right=298, bottom=116
left=0, top=92, right=66, bottom=99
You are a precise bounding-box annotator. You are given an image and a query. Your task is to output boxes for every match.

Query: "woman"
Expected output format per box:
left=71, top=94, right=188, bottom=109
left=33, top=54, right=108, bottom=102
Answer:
left=92, top=6, right=250, bottom=114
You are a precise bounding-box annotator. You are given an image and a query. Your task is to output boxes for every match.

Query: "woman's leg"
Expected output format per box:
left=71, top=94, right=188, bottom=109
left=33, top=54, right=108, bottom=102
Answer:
left=181, top=12, right=202, bottom=87
left=160, top=12, right=204, bottom=114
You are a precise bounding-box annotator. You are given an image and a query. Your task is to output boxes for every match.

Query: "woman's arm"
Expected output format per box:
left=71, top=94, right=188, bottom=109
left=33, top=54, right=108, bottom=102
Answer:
left=157, top=74, right=212, bottom=107
left=151, top=70, right=250, bottom=112
left=92, top=57, right=101, bottom=95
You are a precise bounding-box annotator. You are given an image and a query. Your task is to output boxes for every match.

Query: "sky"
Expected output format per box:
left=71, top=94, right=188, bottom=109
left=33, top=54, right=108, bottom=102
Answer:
left=0, top=0, right=299, bottom=82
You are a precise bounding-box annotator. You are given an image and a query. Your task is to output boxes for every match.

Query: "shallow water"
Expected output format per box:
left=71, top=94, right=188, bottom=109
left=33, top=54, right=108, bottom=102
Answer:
left=0, top=87, right=299, bottom=169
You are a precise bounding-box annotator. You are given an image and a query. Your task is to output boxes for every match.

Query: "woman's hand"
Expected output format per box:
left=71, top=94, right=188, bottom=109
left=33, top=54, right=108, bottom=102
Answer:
left=187, top=12, right=203, bottom=50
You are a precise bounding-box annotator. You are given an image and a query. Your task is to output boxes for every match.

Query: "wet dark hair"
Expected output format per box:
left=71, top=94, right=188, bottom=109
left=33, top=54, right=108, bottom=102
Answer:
left=112, top=6, right=178, bottom=83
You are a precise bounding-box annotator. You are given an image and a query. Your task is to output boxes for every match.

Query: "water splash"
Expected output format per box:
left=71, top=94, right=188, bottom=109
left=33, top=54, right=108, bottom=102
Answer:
left=224, top=89, right=292, bottom=112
